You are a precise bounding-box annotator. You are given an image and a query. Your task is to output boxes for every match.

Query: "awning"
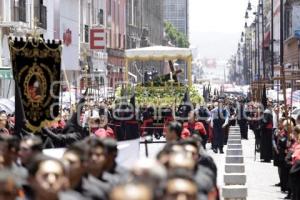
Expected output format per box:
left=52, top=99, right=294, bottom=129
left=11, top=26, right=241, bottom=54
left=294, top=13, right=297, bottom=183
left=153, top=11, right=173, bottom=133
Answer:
left=0, top=68, right=13, bottom=80
left=263, top=31, right=270, bottom=48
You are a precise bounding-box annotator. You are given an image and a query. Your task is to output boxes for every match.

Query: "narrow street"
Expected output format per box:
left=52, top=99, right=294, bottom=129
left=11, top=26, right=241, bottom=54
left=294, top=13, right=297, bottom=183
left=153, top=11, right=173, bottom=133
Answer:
left=210, top=127, right=286, bottom=200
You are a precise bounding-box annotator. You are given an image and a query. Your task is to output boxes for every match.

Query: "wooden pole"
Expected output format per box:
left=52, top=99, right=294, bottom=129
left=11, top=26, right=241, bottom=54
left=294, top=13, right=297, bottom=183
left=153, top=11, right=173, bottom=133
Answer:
left=187, top=57, right=192, bottom=87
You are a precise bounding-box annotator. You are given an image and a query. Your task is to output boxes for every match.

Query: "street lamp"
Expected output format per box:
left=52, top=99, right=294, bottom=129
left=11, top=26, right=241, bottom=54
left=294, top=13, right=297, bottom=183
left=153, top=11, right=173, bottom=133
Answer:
left=245, top=11, right=249, bottom=19
left=247, top=0, right=252, bottom=11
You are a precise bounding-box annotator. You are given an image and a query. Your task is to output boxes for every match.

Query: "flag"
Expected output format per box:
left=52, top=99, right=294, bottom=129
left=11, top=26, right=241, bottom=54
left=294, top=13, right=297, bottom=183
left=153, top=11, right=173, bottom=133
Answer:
left=261, top=84, right=268, bottom=108
left=9, top=37, right=62, bottom=133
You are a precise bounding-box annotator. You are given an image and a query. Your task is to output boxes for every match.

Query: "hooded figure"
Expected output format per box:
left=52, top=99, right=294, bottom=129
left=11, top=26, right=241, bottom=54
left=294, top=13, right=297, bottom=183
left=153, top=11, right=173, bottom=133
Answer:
left=42, top=96, right=88, bottom=147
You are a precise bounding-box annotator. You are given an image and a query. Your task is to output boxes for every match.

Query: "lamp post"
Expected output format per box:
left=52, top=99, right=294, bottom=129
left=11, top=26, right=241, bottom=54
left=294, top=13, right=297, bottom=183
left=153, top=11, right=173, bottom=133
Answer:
left=260, top=0, right=265, bottom=79
left=271, top=0, right=274, bottom=83
left=253, top=18, right=257, bottom=80
left=256, top=8, right=261, bottom=79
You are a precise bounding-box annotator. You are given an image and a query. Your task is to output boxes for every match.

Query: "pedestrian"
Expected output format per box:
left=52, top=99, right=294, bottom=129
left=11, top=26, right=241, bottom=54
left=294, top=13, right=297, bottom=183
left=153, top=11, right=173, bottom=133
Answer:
left=274, top=119, right=292, bottom=192
left=210, top=101, right=229, bottom=154
left=184, top=111, right=207, bottom=148
left=249, top=104, right=262, bottom=152
left=197, top=104, right=211, bottom=140
left=237, top=100, right=248, bottom=140
left=290, top=125, right=300, bottom=200
left=260, top=107, right=274, bottom=162
left=165, top=121, right=190, bottom=143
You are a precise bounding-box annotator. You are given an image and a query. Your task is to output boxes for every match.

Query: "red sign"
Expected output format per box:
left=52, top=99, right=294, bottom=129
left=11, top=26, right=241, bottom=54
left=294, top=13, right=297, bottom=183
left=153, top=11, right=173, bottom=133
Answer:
left=90, top=28, right=106, bottom=50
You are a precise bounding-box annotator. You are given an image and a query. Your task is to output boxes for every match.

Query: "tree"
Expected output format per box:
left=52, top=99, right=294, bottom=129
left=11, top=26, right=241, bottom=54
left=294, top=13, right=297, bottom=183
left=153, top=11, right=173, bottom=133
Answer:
left=164, top=21, right=189, bottom=48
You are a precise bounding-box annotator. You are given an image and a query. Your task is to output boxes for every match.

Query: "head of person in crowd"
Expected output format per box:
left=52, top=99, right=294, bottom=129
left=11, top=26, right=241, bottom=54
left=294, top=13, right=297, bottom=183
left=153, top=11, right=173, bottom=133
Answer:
left=27, top=154, right=68, bottom=200
left=19, top=135, right=43, bottom=167
left=0, top=111, right=9, bottom=135
left=62, top=142, right=88, bottom=189
left=168, top=151, right=196, bottom=172
left=109, top=180, right=154, bottom=200
left=157, top=142, right=185, bottom=168
left=293, top=125, right=300, bottom=143
left=131, top=158, right=166, bottom=189
left=278, top=118, right=285, bottom=131
left=0, top=135, right=19, bottom=168
left=283, top=118, right=294, bottom=134
left=180, top=139, right=200, bottom=163
left=88, top=110, right=101, bottom=131
left=85, top=137, right=107, bottom=178
left=273, top=105, right=280, bottom=115
left=103, top=138, right=118, bottom=172
left=99, top=112, right=109, bottom=128
left=190, top=134, right=203, bottom=149
left=188, top=111, right=196, bottom=124
left=0, top=169, right=22, bottom=200
left=163, top=169, right=198, bottom=200
left=165, top=121, right=183, bottom=142
left=0, top=111, right=7, bottom=129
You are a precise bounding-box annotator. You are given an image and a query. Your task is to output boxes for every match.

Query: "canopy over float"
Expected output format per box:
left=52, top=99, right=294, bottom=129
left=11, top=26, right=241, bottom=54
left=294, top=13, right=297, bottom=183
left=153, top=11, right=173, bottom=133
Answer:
left=124, top=46, right=193, bottom=86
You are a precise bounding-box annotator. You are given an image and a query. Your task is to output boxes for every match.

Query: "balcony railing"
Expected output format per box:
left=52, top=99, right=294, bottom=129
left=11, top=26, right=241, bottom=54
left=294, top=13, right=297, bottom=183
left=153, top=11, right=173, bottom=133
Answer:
left=12, top=6, right=26, bottom=22
left=34, top=5, right=47, bottom=29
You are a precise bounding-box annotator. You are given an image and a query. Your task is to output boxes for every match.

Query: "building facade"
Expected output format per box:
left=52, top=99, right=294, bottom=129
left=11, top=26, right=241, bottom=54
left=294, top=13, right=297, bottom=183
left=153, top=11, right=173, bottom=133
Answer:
left=106, top=0, right=126, bottom=87
left=126, top=0, right=164, bottom=83
left=164, top=0, right=189, bottom=37
left=0, top=0, right=48, bottom=98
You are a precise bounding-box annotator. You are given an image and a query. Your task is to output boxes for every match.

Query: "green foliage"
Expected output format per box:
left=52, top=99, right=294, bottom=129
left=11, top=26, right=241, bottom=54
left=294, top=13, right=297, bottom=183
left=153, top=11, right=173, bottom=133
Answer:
left=164, top=21, right=189, bottom=48
left=114, top=84, right=203, bottom=107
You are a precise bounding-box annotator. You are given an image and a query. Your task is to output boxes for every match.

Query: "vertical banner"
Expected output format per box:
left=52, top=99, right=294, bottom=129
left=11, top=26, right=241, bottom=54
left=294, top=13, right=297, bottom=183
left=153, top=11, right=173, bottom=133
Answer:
left=9, top=37, right=62, bottom=133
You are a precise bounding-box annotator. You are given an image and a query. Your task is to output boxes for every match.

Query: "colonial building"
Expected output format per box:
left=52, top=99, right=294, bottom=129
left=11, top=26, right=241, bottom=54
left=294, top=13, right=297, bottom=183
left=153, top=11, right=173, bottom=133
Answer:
left=0, top=0, right=47, bottom=98
left=106, top=0, right=126, bottom=88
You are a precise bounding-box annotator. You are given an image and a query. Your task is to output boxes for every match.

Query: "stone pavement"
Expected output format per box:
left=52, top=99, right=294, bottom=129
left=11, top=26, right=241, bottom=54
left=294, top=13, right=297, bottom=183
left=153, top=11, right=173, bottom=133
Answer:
left=207, top=127, right=286, bottom=200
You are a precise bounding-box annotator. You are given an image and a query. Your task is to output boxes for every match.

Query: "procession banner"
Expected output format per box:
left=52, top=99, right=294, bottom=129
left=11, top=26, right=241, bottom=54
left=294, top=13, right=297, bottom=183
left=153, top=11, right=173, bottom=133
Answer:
left=9, top=37, right=62, bottom=132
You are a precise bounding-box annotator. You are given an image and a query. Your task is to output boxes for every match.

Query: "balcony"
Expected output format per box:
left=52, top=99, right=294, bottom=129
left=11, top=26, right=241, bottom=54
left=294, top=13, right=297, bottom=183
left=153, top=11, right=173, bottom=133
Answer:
left=34, top=5, right=47, bottom=29
left=12, top=6, right=26, bottom=22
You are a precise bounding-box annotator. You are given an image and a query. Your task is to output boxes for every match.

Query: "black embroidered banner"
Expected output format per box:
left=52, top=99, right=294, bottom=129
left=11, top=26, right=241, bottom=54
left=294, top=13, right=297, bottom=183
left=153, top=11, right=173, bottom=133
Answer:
left=9, top=37, right=62, bottom=132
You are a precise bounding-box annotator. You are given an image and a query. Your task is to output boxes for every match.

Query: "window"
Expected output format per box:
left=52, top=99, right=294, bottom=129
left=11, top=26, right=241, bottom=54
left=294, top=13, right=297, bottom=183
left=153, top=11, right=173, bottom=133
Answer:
left=98, top=9, right=104, bottom=25
left=108, top=0, right=111, bottom=15
left=285, top=8, right=292, bottom=39
left=34, top=0, right=47, bottom=29
left=85, top=25, right=89, bottom=43
left=12, top=0, right=26, bottom=22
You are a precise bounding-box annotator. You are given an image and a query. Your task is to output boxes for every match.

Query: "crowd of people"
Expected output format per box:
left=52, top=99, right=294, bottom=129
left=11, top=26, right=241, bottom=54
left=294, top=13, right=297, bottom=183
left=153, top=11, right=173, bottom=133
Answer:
left=1, top=94, right=300, bottom=199
left=0, top=123, right=219, bottom=200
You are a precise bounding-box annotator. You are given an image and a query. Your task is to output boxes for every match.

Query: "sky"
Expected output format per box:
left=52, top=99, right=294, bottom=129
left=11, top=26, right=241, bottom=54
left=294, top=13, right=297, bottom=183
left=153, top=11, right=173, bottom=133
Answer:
left=189, top=0, right=259, bottom=60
